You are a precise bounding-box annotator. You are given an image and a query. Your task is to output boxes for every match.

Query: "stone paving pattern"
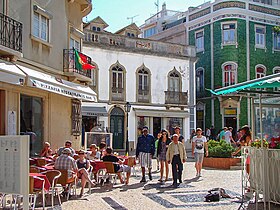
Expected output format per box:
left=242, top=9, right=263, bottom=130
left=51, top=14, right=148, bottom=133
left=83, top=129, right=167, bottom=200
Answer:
left=59, top=160, right=244, bottom=210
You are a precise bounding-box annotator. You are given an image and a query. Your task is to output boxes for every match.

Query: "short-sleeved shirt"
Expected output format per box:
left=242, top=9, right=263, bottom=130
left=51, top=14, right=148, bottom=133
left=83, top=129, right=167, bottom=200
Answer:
left=54, top=154, right=78, bottom=177
left=86, top=151, right=101, bottom=160
left=192, top=135, right=207, bottom=154
left=102, top=155, right=120, bottom=172
left=224, top=131, right=232, bottom=144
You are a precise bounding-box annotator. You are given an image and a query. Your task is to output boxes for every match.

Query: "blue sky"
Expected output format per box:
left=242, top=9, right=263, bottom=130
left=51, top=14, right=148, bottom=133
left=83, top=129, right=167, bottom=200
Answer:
left=85, top=0, right=208, bottom=32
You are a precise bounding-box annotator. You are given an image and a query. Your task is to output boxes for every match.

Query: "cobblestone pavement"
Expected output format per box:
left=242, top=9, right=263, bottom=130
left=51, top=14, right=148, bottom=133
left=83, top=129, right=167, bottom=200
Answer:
left=58, top=160, right=243, bottom=210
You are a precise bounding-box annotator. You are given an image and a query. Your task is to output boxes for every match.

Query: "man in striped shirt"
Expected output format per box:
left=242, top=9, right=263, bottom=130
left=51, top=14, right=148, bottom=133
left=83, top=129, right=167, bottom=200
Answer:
left=136, top=126, right=155, bottom=183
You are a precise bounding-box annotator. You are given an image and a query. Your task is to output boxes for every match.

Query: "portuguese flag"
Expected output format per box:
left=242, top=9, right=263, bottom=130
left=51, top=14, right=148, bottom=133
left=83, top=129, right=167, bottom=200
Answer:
left=74, top=49, right=95, bottom=70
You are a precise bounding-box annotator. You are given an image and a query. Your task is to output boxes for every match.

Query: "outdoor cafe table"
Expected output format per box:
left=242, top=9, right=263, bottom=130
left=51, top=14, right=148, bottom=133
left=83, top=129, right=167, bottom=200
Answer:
left=29, top=173, right=51, bottom=191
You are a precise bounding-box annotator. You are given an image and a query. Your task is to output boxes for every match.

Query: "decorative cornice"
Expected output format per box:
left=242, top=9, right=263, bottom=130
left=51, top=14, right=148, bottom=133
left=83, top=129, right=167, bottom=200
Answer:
left=213, top=1, right=246, bottom=11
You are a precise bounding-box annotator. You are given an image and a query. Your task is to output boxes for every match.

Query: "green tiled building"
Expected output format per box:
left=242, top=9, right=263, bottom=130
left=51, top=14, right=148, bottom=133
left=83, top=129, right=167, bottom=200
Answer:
left=188, top=0, right=280, bottom=135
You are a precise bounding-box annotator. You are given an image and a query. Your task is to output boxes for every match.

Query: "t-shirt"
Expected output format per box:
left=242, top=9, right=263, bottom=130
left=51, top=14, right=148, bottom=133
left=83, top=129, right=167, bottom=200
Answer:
left=192, top=136, right=207, bottom=153
left=224, top=131, right=232, bottom=144
left=102, top=155, right=120, bottom=172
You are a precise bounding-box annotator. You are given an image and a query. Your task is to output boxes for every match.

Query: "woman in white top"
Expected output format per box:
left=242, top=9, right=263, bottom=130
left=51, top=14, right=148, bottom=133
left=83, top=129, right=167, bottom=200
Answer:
left=86, top=144, right=101, bottom=160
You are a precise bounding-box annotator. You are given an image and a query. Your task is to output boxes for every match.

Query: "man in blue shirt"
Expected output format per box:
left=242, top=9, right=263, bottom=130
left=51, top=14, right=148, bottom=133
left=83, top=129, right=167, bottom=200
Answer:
left=136, top=126, right=155, bottom=183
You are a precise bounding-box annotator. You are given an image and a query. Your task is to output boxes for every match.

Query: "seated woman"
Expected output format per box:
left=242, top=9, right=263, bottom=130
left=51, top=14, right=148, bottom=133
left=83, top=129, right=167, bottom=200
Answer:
left=76, top=150, right=96, bottom=197
left=39, top=142, right=53, bottom=158
left=102, top=147, right=131, bottom=185
left=86, top=144, right=101, bottom=160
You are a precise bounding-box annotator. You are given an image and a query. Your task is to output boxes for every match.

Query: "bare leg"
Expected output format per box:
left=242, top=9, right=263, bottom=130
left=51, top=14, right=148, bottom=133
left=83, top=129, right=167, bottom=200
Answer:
left=117, top=173, right=124, bottom=183
left=165, top=161, right=169, bottom=181
left=141, top=167, right=145, bottom=177
left=125, top=172, right=131, bottom=184
left=159, top=161, right=164, bottom=181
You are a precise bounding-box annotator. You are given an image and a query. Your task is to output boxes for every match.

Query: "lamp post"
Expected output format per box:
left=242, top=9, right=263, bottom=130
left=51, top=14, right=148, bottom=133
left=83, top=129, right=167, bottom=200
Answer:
left=124, top=102, right=131, bottom=155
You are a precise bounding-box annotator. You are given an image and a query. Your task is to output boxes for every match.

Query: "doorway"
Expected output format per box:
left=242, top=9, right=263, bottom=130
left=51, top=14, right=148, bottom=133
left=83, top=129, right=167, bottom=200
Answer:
left=110, top=107, right=124, bottom=149
left=153, top=117, right=161, bottom=137
left=224, top=117, right=237, bottom=139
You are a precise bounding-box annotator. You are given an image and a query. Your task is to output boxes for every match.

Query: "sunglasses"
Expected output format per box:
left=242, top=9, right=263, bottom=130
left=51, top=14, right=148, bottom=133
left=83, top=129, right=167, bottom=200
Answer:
left=162, top=133, right=167, bottom=135
left=78, top=153, right=84, bottom=155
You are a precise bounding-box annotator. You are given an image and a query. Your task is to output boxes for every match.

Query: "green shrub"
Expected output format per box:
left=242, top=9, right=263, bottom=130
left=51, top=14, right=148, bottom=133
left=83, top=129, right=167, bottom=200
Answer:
left=208, top=140, right=235, bottom=158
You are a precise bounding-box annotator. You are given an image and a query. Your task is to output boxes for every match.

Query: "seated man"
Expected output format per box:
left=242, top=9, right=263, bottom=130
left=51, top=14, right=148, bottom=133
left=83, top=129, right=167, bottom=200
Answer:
left=102, top=147, right=131, bottom=185
left=54, top=148, right=78, bottom=196
left=57, top=141, right=75, bottom=157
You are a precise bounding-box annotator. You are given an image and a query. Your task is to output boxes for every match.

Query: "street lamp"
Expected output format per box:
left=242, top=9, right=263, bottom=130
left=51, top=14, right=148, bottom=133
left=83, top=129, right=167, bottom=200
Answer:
left=124, top=102, right=131, bottom=155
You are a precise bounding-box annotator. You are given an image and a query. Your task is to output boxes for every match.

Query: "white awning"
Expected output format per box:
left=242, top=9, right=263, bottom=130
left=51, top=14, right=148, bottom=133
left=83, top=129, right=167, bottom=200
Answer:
left=0, top=60, right=25, bottom=86
left=17, top=64, right=97, bottom=102
left=133, top=108, right=189, bottom=118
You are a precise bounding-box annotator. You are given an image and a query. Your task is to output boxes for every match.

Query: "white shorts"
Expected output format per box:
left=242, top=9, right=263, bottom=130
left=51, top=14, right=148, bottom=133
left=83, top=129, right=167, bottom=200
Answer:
left=195, top=153, right=204, bottom=163
left=139, top=152, right=152, bottom=168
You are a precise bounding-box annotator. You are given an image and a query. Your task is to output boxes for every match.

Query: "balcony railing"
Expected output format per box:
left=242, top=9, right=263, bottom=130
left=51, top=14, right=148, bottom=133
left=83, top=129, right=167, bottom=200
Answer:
left=165, top=91, right=188, bottom=105
left=63, top=49, right=92, bottom=79
left=0, top=13, right=22, bottom=52
left=111, top=87, right=124, bottom=101
left=138, top=89, right=150, bottom=103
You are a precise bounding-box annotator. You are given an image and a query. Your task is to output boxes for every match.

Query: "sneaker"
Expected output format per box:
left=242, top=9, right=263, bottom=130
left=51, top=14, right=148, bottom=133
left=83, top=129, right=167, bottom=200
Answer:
left=148, top=173, right=152, bottom=181
left=198, top=173, right=201, bottom=177
left=140, top=177, right=146, bottom=183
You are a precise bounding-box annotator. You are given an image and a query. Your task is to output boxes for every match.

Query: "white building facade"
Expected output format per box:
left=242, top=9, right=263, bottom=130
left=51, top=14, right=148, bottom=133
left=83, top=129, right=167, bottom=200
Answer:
left=82, top=20, right=196, bottom=151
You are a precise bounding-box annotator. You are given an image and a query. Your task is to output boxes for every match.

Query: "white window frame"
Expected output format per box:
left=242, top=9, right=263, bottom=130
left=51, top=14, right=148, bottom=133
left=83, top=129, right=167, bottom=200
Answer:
left=222, top=62, right=238, bottom=87
left=255, top=64, right=266, bottom=79
left=32, top=11, right=50, bottom=42
left=273, top=32, right=280, bottom=51
left=195, top=29, right=204, bottom=53
left=255, top=25, right=266, bottom=49
left=221, top=21, right=237, bottom=46
left=70, top=37, right=80, bottom=51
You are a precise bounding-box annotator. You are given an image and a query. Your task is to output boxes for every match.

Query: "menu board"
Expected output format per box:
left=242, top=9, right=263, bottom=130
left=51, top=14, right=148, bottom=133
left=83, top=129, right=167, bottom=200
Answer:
left=0, top=136, right=29, bottom=196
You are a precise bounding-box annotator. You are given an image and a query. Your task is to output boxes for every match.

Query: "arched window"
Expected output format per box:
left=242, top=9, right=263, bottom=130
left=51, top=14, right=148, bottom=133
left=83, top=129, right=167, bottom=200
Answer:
left=110, top=62, right=126, bottom=101
left=136, top=65, right=151, bottom=103
left=168, top=68, right=181, bottom=92
left=196, top=68, right=204, bottom=94
left=255, top=65, right=266, bottom=79
left=222, top=62, right=237, bottom=87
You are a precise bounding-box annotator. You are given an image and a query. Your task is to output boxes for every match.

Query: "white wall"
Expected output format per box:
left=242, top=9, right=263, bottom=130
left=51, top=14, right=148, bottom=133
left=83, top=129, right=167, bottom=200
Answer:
left=83, top=47, right=190, bottom=104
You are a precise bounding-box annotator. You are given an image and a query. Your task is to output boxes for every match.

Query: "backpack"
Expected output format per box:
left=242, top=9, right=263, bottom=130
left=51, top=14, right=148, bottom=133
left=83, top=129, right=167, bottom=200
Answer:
left=205, top=192, right=220, bottom=202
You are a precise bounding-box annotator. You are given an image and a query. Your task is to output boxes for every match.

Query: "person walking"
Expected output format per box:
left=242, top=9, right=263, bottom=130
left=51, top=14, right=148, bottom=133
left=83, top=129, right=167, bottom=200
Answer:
left=173, top=126, right=184, bottom=144
left=136, top=126, right=155, bottom=182
left=205, top=127, right=211, bottom=141
left=154, top=132, right=162, bottom=171
left=166, top=134, right=187, bottom=188
left=224, top=127, right=236, bottom=145
left=192, top=128, right=208, bottom=177
left=157, top=129, right=171, bottom=182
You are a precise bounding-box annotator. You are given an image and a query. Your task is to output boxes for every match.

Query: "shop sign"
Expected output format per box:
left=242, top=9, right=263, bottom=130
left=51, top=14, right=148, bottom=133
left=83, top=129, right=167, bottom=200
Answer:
left=224, top=108, right=237, bottom=115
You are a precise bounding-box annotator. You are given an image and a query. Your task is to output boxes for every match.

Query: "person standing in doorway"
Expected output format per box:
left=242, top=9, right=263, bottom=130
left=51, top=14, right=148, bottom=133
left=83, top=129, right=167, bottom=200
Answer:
left=166, top=134, right=187, bottom=188
left=136, top=126, right=155, bottom=183
left=192, top=128, right=208, bottom=177
left=210, top=125, right=216, bottom=140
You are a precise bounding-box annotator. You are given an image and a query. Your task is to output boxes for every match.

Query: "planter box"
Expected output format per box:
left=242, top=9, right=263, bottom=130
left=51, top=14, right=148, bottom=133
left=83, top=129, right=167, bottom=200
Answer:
left=202, top=157, right=241, bottom=169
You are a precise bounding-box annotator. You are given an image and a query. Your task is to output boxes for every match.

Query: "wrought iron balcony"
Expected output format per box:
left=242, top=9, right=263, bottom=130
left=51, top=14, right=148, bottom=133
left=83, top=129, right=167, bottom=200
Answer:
left=165, top=91, right=188, bottom=106
left=63, top=49, right=92, bottom=82
left=0, top=13, right=22, bottom=55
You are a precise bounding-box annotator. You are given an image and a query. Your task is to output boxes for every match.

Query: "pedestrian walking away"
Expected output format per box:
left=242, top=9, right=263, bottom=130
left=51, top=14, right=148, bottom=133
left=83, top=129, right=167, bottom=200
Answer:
left=136, top=126, right=155, bottom=183
left=192, top=128, right=208, bottom=177
left=166, top=134, right=187, bottom=188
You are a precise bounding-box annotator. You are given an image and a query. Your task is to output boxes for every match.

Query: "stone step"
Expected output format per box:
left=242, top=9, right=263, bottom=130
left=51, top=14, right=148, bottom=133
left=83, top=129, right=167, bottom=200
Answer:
left=230, top=165, right=243, bottom=170
left=236, top=162, right=242, bottom=166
